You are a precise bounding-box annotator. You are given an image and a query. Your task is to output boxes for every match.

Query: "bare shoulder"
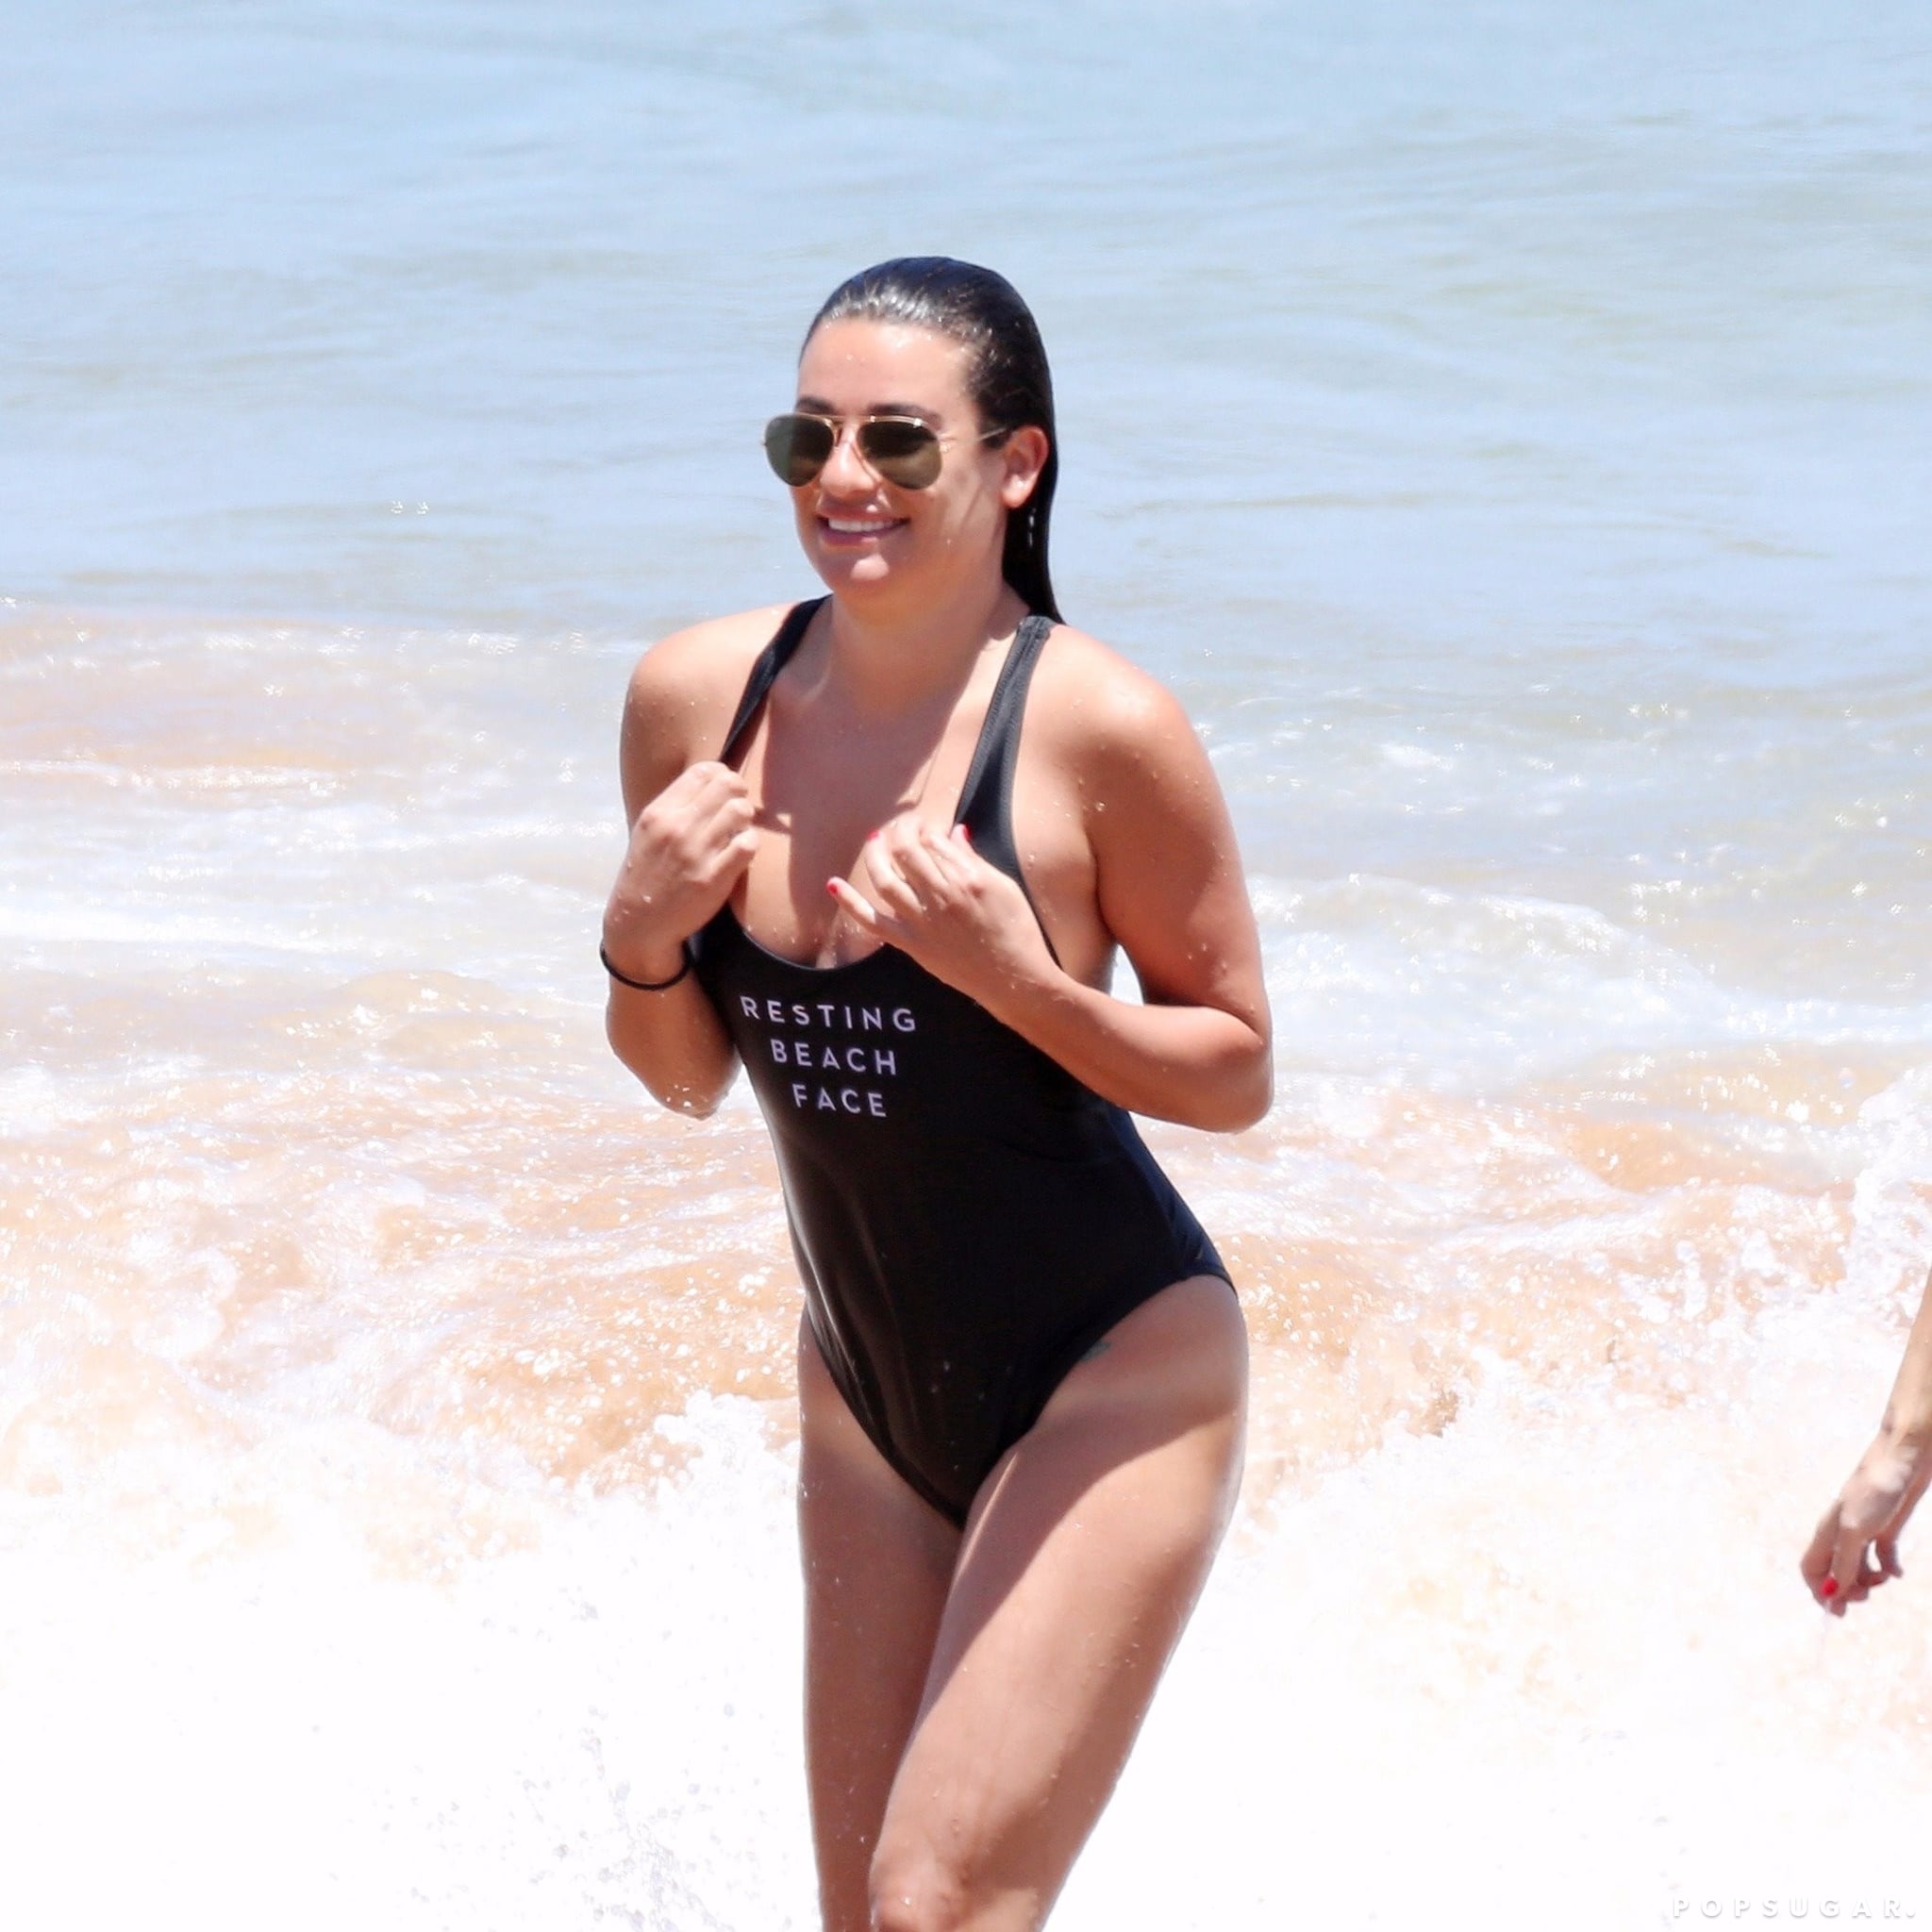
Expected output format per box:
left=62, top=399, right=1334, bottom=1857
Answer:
left=1029, top=625, right=1262, bottom=1032
left=1027, top=622, right=1210, bottom=786
left=617, top=603, right=796, bottom=819
left=623, top=603, right=792, bottom=756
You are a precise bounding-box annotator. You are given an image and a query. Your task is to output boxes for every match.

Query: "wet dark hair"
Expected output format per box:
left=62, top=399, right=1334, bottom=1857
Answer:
left=806, top=257, right=1062, bottom=622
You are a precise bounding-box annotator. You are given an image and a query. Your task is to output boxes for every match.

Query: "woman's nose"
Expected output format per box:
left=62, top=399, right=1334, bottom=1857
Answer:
left=819, top=424, right=878, bottom=493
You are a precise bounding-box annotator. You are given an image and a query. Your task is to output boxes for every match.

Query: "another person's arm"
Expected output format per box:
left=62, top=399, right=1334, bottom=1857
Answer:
left=1802, top=1265, right=1932, bottom=1614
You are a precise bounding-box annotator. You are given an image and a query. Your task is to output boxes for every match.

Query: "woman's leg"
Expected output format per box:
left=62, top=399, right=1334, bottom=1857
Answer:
left=868, top=1275, right=1246, bottom=1932
left=798, top=1323, right=962, bottom=1932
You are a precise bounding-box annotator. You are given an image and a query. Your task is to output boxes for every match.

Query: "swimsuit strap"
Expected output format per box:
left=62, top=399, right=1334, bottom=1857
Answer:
left=954, top=612, right=1055, bottom=872
left=718, top=597, right=827, bottom=765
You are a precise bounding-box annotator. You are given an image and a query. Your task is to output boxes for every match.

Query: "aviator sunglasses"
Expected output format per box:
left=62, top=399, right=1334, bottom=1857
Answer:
left=763, top=411, right=1008, bottom=491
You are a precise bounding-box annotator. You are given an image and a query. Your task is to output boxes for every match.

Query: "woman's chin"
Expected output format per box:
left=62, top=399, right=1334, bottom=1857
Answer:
left=809, top=546, right=905, bottom=597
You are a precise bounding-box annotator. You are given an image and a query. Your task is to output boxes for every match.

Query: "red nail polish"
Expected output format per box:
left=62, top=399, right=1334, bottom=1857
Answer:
left=1822, top=1576, right=1840, bottom=1598
left=867, top=827, right=881, bottom=841
left=959, top=824, right=974, bottom=845
left=825, top=879, right=839, bottom=897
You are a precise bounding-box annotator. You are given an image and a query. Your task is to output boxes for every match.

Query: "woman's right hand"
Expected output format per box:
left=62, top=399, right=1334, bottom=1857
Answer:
left=601, top=759, right=758, bottom=979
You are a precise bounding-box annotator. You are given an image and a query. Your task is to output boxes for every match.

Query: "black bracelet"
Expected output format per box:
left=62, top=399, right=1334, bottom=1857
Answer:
left=600, top=940, right=692, bottom=992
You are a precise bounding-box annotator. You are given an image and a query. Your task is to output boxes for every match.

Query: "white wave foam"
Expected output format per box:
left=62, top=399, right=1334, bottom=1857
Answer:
left=1255, top=874, right=1932, bottom=1087
left=6, top=1344, right=1929, bottom=1932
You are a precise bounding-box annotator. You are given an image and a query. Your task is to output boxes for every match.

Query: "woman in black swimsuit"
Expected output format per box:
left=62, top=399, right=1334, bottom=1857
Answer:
left=602, top=258, right=1272, bottom=1932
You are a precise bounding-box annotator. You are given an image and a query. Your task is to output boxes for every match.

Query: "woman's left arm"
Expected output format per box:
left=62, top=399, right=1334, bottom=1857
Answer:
left=830, top=665, right=1272, bottom=1132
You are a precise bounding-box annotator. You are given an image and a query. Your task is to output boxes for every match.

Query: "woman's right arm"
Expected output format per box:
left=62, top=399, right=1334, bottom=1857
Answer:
left=602, top=632, right=763, bottom=1118
left=1802, top=1264, right=1932, bottom=1613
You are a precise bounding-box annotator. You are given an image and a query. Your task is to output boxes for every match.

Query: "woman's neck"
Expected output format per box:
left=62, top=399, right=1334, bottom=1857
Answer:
left=818, top=575, right=1025, bottom=716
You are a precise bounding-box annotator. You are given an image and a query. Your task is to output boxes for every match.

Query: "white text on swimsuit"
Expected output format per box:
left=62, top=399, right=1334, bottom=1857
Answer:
left=739, top=995, right=915, bottom=1117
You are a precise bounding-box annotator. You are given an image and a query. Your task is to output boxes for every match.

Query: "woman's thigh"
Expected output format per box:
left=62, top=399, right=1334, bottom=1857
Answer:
left=871, top=1275, right=1247, bottom=1932
left=797, top=1322, right=961, bottom=1932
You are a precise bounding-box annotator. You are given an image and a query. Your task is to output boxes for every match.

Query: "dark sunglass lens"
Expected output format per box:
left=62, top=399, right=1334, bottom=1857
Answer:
left=858, top=418, right=943, bottom=489
left=764, top=414, right=834, bottom=487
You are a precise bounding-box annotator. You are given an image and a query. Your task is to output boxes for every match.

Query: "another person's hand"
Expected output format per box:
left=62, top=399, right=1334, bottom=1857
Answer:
left=1801, top=1261, right=1932, bottom=1616
left=1802, top=1434, right=1932, bottom=1615
left=828, top=818, right=1057, bottom=1008
left=603, top=760, right=758, bottom=979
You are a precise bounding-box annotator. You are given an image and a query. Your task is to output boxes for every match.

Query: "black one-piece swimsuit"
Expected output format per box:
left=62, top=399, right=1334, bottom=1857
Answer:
left=692, top=599, right=1231, bottom=1525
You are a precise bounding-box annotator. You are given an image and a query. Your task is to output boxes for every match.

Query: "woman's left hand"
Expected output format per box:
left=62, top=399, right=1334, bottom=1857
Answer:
left=828, top=817, right=1058, bottom=1009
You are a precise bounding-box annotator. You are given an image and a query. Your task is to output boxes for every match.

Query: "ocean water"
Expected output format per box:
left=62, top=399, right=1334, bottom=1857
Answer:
left=5, top=3, right=1932, bottom=1925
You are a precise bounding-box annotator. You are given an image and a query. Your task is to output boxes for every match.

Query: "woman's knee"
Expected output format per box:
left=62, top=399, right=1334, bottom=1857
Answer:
left=867, top=1841, right=964, bottom=1932
left=868, top=1837, right=1029, bottom=1932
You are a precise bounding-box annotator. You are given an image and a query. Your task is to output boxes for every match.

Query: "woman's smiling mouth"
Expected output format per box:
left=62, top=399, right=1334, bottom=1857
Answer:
left=820, top=514, right=905, bottom=541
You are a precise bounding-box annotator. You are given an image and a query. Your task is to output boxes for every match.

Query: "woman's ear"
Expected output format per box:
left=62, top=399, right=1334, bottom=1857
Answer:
left=997, top=425, right=1051, bottom=509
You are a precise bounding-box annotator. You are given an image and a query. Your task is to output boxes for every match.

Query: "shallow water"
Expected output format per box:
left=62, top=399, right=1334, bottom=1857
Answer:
left=5, top=3, right=1932, bottom=1925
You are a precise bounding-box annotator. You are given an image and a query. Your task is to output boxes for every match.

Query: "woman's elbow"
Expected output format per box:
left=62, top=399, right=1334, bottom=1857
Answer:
left=1182, top=1035, right=1273, bottom=1133
left=1214, top=1057, right=1274, bottom=1132
left=663, top=1090, right=723, bottom=1120
left=1224, top=1021, right=1275, bottom=1128
left=628, top=1062, right=733, bottom=1121
left=604, top=1013, right=735, bottom=1119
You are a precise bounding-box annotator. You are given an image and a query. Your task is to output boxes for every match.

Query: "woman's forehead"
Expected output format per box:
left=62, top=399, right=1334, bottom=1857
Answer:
left=796, top=319, right=973, bottom=410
